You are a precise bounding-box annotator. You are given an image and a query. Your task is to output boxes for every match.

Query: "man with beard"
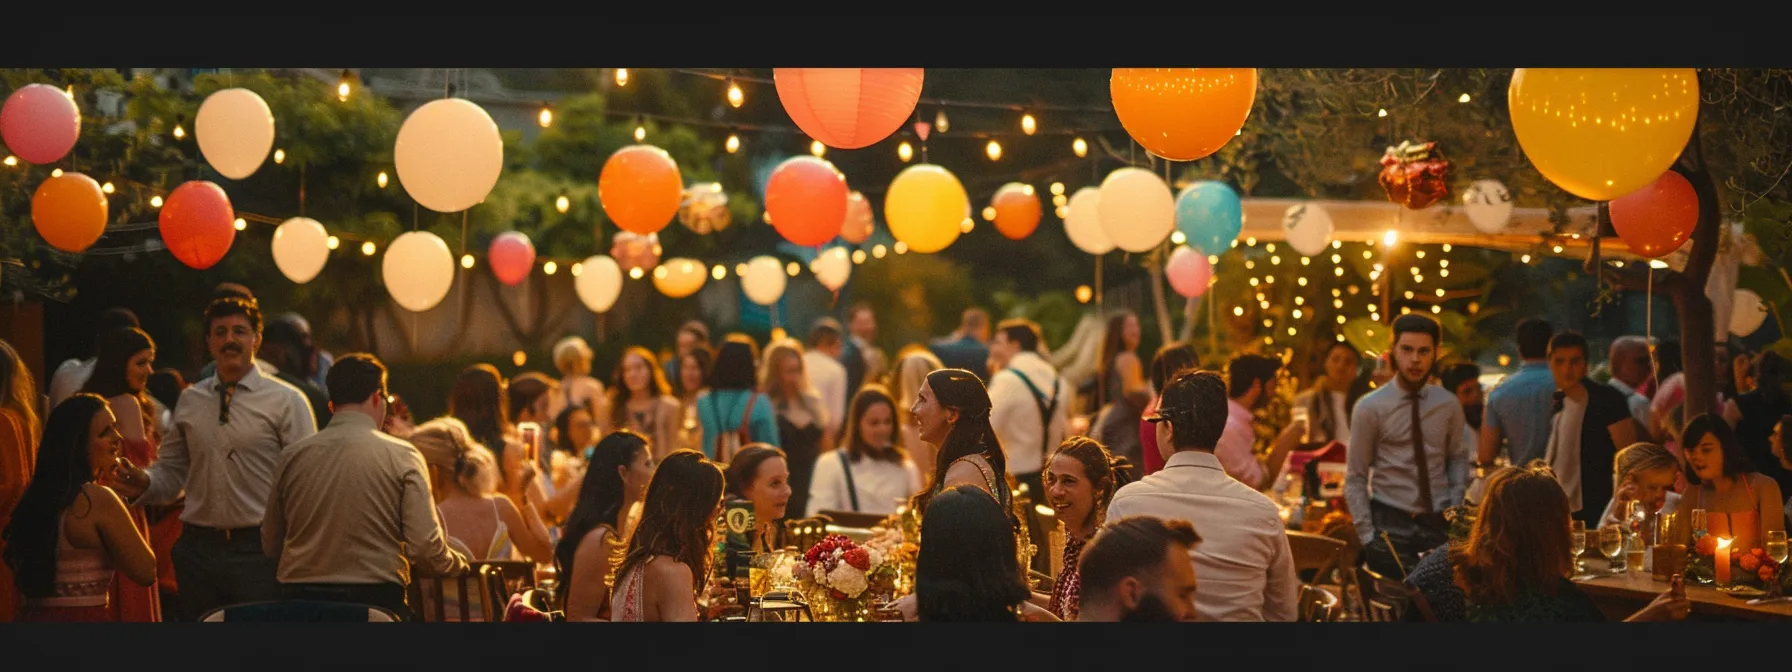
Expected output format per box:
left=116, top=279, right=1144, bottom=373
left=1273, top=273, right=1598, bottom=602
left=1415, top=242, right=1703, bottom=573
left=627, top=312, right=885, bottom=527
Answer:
left=1215, top=354, right=1308, bottom=491
left=1074, top=516, right=1200, bottom=622
left=109, top=296, right=319, bottom=620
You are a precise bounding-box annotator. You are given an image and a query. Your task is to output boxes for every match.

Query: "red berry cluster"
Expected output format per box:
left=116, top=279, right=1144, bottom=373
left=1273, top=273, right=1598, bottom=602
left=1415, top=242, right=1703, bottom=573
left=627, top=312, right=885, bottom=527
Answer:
left=804, top=534, right=857, bottom=568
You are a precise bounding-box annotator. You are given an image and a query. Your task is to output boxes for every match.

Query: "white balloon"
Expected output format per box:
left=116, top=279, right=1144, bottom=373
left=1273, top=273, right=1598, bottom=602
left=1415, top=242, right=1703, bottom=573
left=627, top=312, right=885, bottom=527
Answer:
left=381, top=231, right=455, bottom=312
left=1730, top=289, right=1768, bottom=337
left=271, top=217, right=329, bottom=284
left=653, top=257, right=708, bottom=299
left=742, top=255, right=788, bottom=306
left=394, top=99, right=504, bottom=213
left=1097, top=168, right=1175, bottom=253
left=1064, top=187, right=1114, bottom=255
left=574, top=255, right=624, bottom=314
left=1461, top=179, right=1514, bottom=234
left=812, top=246, right=852, bottom=291
left=195, top=88, right=275, bottom=180
left=1282, top=203, right=1335, bottom=257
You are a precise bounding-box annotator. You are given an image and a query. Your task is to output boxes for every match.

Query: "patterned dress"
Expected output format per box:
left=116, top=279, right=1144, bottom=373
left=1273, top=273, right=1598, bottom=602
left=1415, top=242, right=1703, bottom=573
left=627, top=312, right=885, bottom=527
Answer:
left=1047, top=535, right=1087, bottom=620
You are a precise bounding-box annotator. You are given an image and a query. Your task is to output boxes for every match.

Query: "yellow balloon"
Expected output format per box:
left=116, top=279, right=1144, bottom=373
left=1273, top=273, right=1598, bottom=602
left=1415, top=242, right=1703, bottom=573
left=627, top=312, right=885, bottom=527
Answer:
left=885, top=164, right=968, bottom=254
left=1508, top=68, right=1700, bottom=202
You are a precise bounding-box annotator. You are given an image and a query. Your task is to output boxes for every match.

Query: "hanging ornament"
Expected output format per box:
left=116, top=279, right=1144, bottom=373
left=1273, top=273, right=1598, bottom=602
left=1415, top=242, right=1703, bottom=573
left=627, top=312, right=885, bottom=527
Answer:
left=609, top=231, right=663, bottom=274
left=1378, top=140, right=1452, bottom=209
left=1461, top=179, right=1515, bottom=234
left=677, top=182, right=732, bottom=234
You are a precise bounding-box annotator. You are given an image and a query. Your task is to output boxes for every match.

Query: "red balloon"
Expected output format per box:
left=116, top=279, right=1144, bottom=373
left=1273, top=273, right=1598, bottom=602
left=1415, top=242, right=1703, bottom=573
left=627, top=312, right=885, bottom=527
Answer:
left=1609, top=170, right=1698, bottom=259
left=990, top=183, right=1042, bottom=240
left=488, top=231, right=535, bottom=286
left=764, top=157, right=848, bottom=247
left=158, top=181, right=235, bottom=270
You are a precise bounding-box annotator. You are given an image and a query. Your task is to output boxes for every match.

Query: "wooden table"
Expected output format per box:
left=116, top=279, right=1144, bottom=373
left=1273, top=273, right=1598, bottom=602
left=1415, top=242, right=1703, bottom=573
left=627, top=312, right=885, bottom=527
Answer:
left=1573, top=558, right=1792, bottom=621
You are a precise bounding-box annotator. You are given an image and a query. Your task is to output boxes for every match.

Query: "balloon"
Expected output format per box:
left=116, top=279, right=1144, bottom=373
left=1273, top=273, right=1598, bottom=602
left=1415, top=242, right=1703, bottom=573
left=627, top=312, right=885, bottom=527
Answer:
left=765, top=156, right=848, bottom=246
left=811, top=246, right=852, bottom=291
left=885, top=164, right=968, bottom=254
left=1730, top=289, right=1768, bottom=337
left=652, top=257, right=707, bottom=299
left=1609, top=170, right=1698, bottom=259
left=271, top=217, right=329, bottom=284
left=990, top=183, right=1042, bottom=240
left=1173, top=181, right=1242, bottom=255
left=575, top=255, right=624, bottom=313
left=1, top=84, right=80, bottom=165
left=158, top=181, right=235, bottom=270
left=1064, top=187, right=1114, bottom=255
left=1110, top=68, right=1256, bottom=162
left=609, top=231, right=662, bottom=273
left=1461, top=180, right=1514, bottom=234
left=382, top=231, right=455, bottom=313
left=1165, top=246, right=1213, bottom=298
left=488, top=232, right=536, bottom=286
left=1098, top=168, right=1174, bottom=253
left=1282, top=203, right=1335, bottom=258
left=31, top=172, right=107, bottom=253
left=394, top=98, right=503, bottom=213
left=195, top=88, right=275, bottom=180
left=678, top=182, right=732, bottom=234
left=774, top=68, right=925, bottom=150
left=1508, top=68, right=1700, bottom=201
left=741, top=255, right=788, bottom=306
left=840, top=191, right=874, bottom=245
left=599, top=145, right=682, bottom=235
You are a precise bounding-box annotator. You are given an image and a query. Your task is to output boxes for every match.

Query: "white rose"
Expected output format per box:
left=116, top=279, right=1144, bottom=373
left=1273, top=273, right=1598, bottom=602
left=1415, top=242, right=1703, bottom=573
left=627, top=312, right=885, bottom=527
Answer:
left=826, top=564, right=869, bottom=598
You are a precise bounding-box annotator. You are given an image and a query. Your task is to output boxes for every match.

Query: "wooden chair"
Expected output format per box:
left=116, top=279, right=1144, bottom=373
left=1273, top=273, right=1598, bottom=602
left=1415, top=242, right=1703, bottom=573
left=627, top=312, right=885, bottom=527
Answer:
left=784, top=515, right=833, bottom=551
left=1354, top=566, right=1436, bottom=622
left=1297, top=585, right=1342, bottom=622
left=1287, top=531, right=1349, bottom=585
left=472, top=560, right=537, bottom=604
left=408, top=564, right=508, bottom=622
left=199, top=600, right=400, bottom=622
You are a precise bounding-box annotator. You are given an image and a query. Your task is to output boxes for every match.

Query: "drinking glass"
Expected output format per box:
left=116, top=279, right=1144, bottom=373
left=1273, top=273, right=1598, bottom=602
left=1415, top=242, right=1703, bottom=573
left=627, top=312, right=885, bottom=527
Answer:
left=1768, top=531, right=1789, bottom=564
left=1599, top=525, right=1626, bottom=573
left=1690, top=509, right=1709, bottom=537
left=1570, top=520, right=1587, bottom=570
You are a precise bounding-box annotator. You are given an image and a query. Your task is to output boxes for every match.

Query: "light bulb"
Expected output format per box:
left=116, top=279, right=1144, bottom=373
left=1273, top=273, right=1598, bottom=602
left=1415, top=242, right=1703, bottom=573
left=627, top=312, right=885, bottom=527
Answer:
left=1055, top=206, right=1069, bottom=219
left=1383, top=229, right=1398, bottom=247
left=51, top=168, right=63, bottom=178
left=898, top=141, right=913, bottom=162
left=570, top=262, right=583, bottom=277
left=1052, top=194, right=1067, bottom=208
left=1233, top=306, right=1245, bottom=317
left=960, top=219, right=974, bottom=234
left=1050, top=182, right=1065, bottom=196
left=150, top=195, right=164, bottom=208
left=461, top=254, right=475, bottom=269
left=327, top=236, right=340, bottom=250
left=726, top=133, right=740, bottom=154
left=615, top=68, right=629, bottom=87
left=1458, top=93, right=1472, bottom=103
left=1209, top=255, right=1218, bottom=265
left=735, top=263, right=750, bottom=277
left=726, top=80, right=744, bottom=108
left=935, top=109, right=949, bottom=133
left=1266, top=243, right=1276, bottom=253
left=986, top=140, right=1002, bottom=161
left=1431, top=305, right=1442, bottom=314
left=555, top=194, right=570, bottom=214
left=851, top=250, right=867, bottom=264
left=233, top=218, right=246, bottom=231
left=1415, top=250, right=1426, bottom=259
left=538, top=104, right=553, bottom=128
left=785, top=261, right=800, bottom=277
left=543, top=261, right=558, bottom=275
left=1649, top=259, right=1669, bottom=269
left=1076, top=286, right=1093, bottom=303
left=1270, top=255, right=1281, bottom=265
left=1440, top=269, right=1450, bottom=278
left=273, top=149, right=285, bottom=164
left=1301, top=257, right=1311, bottom=266
left=982, top=206, right=997, bottom=221
left=1298, top=277, right=1309, bottom=286
left=1553, top=245, right=1565, bottom=254
left=1021, top=113, right=1036, bottom=135
left=1377, top=108, right=1388, bottom=118
left=1246, top=237, right=1257, bottom=246
left=1, top=155, right=15, bottom=167
left=338, top=82, right=350, bottom=101
left=1333, top=240, right=1342, bottom=249
left=172, top=123, right=186, bottom=140
left=1334, top=267, right=1345, bottom=277
left=1072, top=137, right=1087, bottom=158
left=1337, top=316, right=1348, bottom=325
left=630, top=267, right=646, bottom=280
left=634, top=125, right=646, bottom=142
left=101, top=182, right=114, bottom=194
left=1171, top=232, right=1187, bottom=245
left=361, top=241, right=377, bottom=256
left=1522, top=254, right=1533, bottom=263
left=377, top=171, right=388, bottom=188
left=811, top=140, right=826, bottom=157
left=712, top=265, right=726, bottom=280
left=873, top=244, right=888, bottom=259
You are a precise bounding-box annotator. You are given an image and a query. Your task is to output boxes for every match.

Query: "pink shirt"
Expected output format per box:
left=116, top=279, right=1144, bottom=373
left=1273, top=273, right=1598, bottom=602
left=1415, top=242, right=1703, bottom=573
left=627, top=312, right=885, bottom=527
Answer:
left=1140, top=397, right=1164, bottom=476
left=1216, top=399, right=1263, bottom=487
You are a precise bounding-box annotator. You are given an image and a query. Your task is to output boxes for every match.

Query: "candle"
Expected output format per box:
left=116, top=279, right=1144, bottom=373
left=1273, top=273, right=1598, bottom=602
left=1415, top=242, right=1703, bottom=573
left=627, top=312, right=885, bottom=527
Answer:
left=1716, top=537, right=1733, bottom=586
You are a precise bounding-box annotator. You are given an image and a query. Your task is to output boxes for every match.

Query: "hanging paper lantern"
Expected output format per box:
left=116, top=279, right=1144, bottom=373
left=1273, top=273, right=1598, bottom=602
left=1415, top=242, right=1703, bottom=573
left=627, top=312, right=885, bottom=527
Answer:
left=1282, top=203, right=1335, bottom=258
left=1064, top=187, right=1114, bottom=255
left=394, top=98, right=504, bottom=213
left=382, top=231, right=455, bottom=312
left=1730, top=289, right=1768, bottom=338
left=812, top=246, right=852, bottom=291
left=599, top=144, right=682, bottom=235
left=653, top=257, right=708, bottom=299
left=885, top=164, right=968, bottom=254
left=741, top=255, right=788, bottom=306
left=574, top=255, right=624, bottom=313
left=158, top=181, right=236, bottom=270
left=773, top=68, right=925, bottom=150
left=677, top=182, right=732, bottom=234
left=31, top=172, right=108, bottom=253
left=1461, top=180, right=1514, bottom=234
left=1165, top=246, right=1213, bottom=298
left=195, top=88, right=275, bottom=180
left=1378, top=141, right=1452, bottom=209
left=1, top=83, right=80, bottom=165
left=271, top=217, right=329, bottom=284
left=1110, top=68, right=1256, bottom=161
left=840, top=191, right=875, bottom=245
left=990, top=183, right=1042, bottom=240
left=1173, top=181, right=1242, bottom=255
left=1508, top=68, right=1700, bottom=201
left=1609, top=170, right=1699, bottom=259
left=609, top=231, right=662, bottom=273
left=1098, top=168, right=1174, bottom=253
left=488, top=231, right=536, bottom=286
left=764, top=156, right=849, bottom=246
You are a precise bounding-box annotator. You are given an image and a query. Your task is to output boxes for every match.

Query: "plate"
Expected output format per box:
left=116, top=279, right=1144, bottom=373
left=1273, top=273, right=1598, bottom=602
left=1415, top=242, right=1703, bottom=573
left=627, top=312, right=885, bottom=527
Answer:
left=1717, top=585, right=1768, bottom=598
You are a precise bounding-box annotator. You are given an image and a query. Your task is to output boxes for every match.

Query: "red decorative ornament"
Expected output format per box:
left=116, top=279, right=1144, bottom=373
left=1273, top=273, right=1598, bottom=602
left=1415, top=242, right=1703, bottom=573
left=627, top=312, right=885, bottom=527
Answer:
left=1378, top=140, right=1452, bottom=209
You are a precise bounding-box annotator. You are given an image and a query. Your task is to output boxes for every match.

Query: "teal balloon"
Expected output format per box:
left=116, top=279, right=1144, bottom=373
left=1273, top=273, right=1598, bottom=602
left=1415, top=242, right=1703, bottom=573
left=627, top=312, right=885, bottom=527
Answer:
left=1174, top=181, right=1242, bottom=255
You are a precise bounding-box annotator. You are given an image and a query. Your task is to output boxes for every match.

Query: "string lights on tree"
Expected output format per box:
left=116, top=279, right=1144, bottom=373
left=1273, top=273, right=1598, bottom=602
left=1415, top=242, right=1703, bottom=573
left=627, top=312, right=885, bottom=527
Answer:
left=726, top=79, right=744, bottom=108
left=614, top=68, right=629, bottom=87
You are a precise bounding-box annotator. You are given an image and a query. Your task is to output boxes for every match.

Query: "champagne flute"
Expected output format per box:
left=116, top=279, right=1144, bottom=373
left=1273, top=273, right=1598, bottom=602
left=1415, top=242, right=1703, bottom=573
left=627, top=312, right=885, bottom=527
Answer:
left=1570, top=520, right=1587, bottom=571
left=1769, top=531, right=1789, bottom=564
left=1599, top=525, right=1626, bottom=573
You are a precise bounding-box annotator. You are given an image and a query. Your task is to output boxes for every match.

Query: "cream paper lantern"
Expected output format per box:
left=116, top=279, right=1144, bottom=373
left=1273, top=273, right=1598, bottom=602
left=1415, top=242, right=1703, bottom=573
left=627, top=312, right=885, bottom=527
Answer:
left=1064, top=187, right=1114, bottom=255
left=574, top=255, right=624, bottom=313
left=195, top=88, right=275, bottom=180
left=811, top=246, right=852, bottom=291
left=271, top=217, right=329, bottom=284
left=381, top=231, right=455, bottom=312
left=1282, top=203, right=1335, bottom=257
left=653, top=257, right=708, bottom=299
left=1461, top=179, right=1515, bottom=234
left=1098, top=168, right=1175, bottom=253
left=742, top=255, right=788, bottom=306
left=394, top=98, right=504, bottom=213
left=1730, top=289, right=1768, bottom=337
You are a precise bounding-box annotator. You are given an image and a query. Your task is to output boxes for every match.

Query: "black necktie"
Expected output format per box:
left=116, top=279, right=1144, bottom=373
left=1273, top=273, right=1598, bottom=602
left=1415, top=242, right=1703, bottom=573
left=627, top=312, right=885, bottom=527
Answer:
left=1409, top=391, right=1433, bottom=513
left=217, top=381, right=239, bottom=425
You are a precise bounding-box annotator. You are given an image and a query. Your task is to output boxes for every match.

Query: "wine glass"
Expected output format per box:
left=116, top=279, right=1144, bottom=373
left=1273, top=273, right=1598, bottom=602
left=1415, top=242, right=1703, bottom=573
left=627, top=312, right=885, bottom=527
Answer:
left=1599, top=525, right=1626, bottom=573
left=1570, top=520, right=1587, bottom=570
left=1766, top=531, right=1789, bottom=600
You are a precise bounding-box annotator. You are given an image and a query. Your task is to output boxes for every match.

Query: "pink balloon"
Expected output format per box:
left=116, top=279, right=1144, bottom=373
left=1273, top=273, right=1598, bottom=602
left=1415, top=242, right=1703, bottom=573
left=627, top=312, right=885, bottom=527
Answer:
left=1, top=84, right=81, bottom=165
left=1166, top=246, right=1213, bottom=298
left=488, top=232, right=536, bottom=286
left=914, top=121, right=931, bottom=142
left=840, top=191, right=874, bottom=245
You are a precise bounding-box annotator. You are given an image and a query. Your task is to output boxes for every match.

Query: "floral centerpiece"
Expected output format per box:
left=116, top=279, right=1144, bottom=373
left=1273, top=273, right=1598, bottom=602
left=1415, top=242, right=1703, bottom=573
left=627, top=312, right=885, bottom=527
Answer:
left=794, top=534, right=900, bottom=621
left=1688, top=535, right=1788, bottom=592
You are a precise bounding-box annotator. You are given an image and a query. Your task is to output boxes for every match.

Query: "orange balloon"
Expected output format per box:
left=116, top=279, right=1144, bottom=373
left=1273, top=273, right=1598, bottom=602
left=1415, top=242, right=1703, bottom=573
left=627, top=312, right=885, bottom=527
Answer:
left=32, top=172, right=108, bottom=253
left=990, top=183, right=1041, bottom=240
left=598, top=145, right=682, bottom=234
left=840, top=191, right=874, bottom=245
left=1111, top=68, right=1257, bottom=162
left=1609, top=170, right=1698, bottom=259
left=764, top=156, right=848, bottom=247
left=158, top=181, right=236, bottom=270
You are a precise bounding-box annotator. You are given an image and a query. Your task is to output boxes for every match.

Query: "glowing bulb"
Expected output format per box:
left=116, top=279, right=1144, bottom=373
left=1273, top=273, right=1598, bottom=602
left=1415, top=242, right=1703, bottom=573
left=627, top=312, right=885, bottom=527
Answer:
left=1233, top=306, right=1245, bottom=317
left=542, top=261, right=558, bottom=275
left=1469, top=302, right=1480, bottom=314
left=1442, top=244, right=1452, bottom=252
left=1052, top=194, right=1068, bottom=208
left=1076, top=285, right=1093, bottom=303
left=1522, top=254, right=1533, bottom=263
left=851, top=250, right=867, bottom=264
left=361, top=241, right=377, bottom=256
left=982, top=206, right=998, bottom=222
left=1209, top=255, right=1219, bottom=265
left=1246, top=260, right=1256, bottom=270
left=538, top=104, right=554, bottom=128
left=1377, top=108, right=1388, bottom=118
left=811, top=140, right=827, bottom=157
left=1439, top=269, right=1450, bottom=278
left=1649, top=259, right=1670, bottom=269
left=1436, top=288, right=1447, bottom=298
left=1, top=155, right=15, bottom=167
left=150, top=195, right=164, bottom=208
left=51, top=168, right=63, bottom=178
left=735, top=263, right=750, bottom=277
left=1298, top=277, right=1309, bottom=286
left=1293, top=309, right=1304, bottom=319
left=1266, top=243, right=1276, bottom=253
left=326, top=236, right=340, bottom=250
left=726, top=80, right=744, bottom=108
left=629, top=267, right=646, bottom=280
left=1014, top=113, right=1035, bottom=137
left=986, top=140, right=1003, bottom=161
left=1404, top=291, right=1415, bottom=300
left=555, top=194, right=570, bottom=213
left=1553, top=245, right=1565, bottom=254
left=1402, top=307, right=1412, bottom=315
left=712, top=265, right=726, bottom=280
left=1250, top=278, right=1260, bottom=287
left=726, top=133, right=740, bottom=154
left=461, top=254, right=475, bottom=269
left=1171, top=232, right=1187, bottom=245
left=1383, top=229, right=1398, bottom=247
left=935, top=109, right=949, bottom=133
left=1072, top=137, right=1088, bottom=157
left=897, top=141, right=913, bottom=162
left=615, top=68, right=629, bottom=87
left=1499, top=354, right=1511, bottom=367
left=273, top=149, right=285, bottom=164
left=1415, top=250, right=1426, bottom=259
left=873, top=245, right=888, bottom=259
left=1431, top=305, right=1442, bottom=314
left=634, top=125, right=646, bottom=142
left=786, top=261, right=800, bottom=277
left=653, top=267, right=668, bottom=280
left=1301, top=257, right=1310, bottom=266
left=1332, top=240, right=1342, bottom=249
left=1263, top=319, right=1274, bottom=328
left=570, top=262, right=583, bottom=277
left=1054, top=206, right=1069, bottom=219
left=233, top=218, right=246, bottom=231
left=1337, top=316, right=1348, bottom=325
left=1414, top=275, right=1424, bottom=284
left=1050, top=182, right=1065, bottom=196
left=1459, top=93, right=1472, bottom=103
left=377, top=171, right=389, bottom=188
left=337, top=69, right=352, bottom=101
left=172, top=123, right=186, bottom=140
left=1288, top=327, right=1298, bottom=336
left=1334, top=267, right=1345, bottom=277
left=1270, top=255, right=1281, bottom=265
left=959, top=219, right=974, bottom=234
left=1439, top=260, right=1449, bottom=268
left=101, top=181, right=114, bottom=194
left=1334, top=299, right=1344, bottom=308
left=1246, top=237, right=1257, bottom=246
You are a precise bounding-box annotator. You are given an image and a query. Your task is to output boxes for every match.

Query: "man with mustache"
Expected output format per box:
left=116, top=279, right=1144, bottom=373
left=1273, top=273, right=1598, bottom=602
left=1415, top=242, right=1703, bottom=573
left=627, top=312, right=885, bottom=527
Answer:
left=110, top=296, right=319, bottom=621
left=1074, top=516, right=1200, bottom=622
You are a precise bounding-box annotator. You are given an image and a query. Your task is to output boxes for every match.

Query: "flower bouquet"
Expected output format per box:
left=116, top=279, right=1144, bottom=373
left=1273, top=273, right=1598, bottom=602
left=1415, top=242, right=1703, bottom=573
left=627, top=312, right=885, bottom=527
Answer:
left=1686, top=532, right=1717, bottom=585
left=794, top=534, right=899, bottom=622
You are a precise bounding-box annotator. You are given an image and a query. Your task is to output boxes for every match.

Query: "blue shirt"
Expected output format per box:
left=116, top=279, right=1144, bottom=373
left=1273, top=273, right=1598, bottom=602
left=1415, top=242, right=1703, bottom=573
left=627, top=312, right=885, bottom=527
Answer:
left=1484, top=361, right=1555, bottom=468
left=695, top=389, right=781, bottom=459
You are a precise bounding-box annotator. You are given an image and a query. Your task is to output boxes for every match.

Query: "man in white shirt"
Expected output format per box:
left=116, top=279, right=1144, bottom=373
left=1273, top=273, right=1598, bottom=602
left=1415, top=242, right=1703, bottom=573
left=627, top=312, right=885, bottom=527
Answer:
left=1106, top=369, right=1299, bottom=622
left=47, top=307, right=140, bottom=409
left=986, top=318, right=1070, bottom=501
left=1606, top=335, right=1655, bottom=434
left=110, top=296, right=319, bottom=621
left=804, top=318, right=850, bottom=438
left=1216, top=354, right=1306, bottom=491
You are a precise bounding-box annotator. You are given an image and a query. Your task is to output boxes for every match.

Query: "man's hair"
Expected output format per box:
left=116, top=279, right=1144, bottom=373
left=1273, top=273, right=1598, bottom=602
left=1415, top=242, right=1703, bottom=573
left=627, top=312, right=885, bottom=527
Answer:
left=807, top=318, right=843, bottom=350
left=1226, top=354, right=1281, bottom=399
left=212, top=282, right=255, bottom=302
left=1515, top=317, right=1554, bottom=360
left=848, top=302, right=874, bottom=320
left=204, top=296, right=263, bottom=335
left=95, top=308, right=140, bottom=334
left=325, top=353, right=386, bottom=406
left=962, top=308, right=989, bottom=332
left=1078, top=516, right=1201, bottom=601
left=678, top=320, right=711, bottom=344
left=1548, top=330, right=1589, bottom=357
left=994, top=318, right=1043, bottom=354
left=1391, top=313, right=1441, bottom=348
left=1440, top=362, right=1482, bottom=393
left=1155, top=370, right=1229, bottom=450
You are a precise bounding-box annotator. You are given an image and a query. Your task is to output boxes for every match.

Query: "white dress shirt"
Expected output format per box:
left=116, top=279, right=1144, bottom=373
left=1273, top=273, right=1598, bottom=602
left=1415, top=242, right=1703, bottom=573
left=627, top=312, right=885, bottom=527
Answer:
left=47, top=357, right=95, bottom=410
left=137, top=365, right=319, bottom=529
left=1344, top=382, right=1471, bottom=545
left=806, top=449, right=922, bottom=517
left=803, top=351, right=849, bottom=436
left=1105, top=450, right=1300, bottom=622
left=987, top=352, right=1070, bottom=477
left=1544, top=393, right=1588, bottom=511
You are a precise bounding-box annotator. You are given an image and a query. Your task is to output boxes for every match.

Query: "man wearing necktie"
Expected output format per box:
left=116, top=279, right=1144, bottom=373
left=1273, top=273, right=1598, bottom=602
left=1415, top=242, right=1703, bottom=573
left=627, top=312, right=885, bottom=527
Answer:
left=111, top=296, right=319, bottom=620
left=1345, top=314, right=1471, bottom=579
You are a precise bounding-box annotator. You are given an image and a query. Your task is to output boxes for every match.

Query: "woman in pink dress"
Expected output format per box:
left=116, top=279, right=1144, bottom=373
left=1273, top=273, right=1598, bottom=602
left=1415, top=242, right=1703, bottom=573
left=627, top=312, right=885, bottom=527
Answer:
left=610, top=450, right=726, bottom=622
left=79, top=327, right=167, bottom=622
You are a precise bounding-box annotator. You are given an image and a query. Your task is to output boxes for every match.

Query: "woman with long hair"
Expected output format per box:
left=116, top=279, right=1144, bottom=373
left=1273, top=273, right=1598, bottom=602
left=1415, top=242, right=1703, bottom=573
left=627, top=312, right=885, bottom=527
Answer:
left=694, top=335, right=779, bottom=461
left=1140, top=343, right=1200, bottom=477
left=1090, top=311, right=1151, bottom=478
left=915, top=485, right=1032, bottom=622
left=892, top=346, right=943, bottom=484
left=1597, top=442, right=1683, bottom=528
left=760, top=339, right=829, bottom=519
left=556, top=430, right=654, bottom=621
left=676, top=347, right=713, bottom=453
left=604, top=347, right=684, bottom=463
left=610, top=450, right=727, bottom=622
left=1291, top=340, right=1369, bottom=446
left=1725, top=351, right=1792, bottom=497
left=1665, top=414, right=1785, bottom=553
left=449, top=364, right=540, bottom=513
left=2, top=394, right=156, bottom=621
left=1029, top=436, right=1133, bottom=620
left=723, top=444, right=792, bottom=552
left=808, top=385, right=921, bottom=517
left=410, top=417, right=554, bottom=564
left=0, top=338, right=43, bottom=621
left=908, top=369, right=1018, bottom=531
left=78, top=327, right=166, bottom=622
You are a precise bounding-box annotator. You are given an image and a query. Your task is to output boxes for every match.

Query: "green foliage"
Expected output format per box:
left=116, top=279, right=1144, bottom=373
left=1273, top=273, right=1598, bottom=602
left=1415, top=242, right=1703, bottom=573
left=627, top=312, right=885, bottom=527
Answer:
left=847, top=253, right=975, bottom=355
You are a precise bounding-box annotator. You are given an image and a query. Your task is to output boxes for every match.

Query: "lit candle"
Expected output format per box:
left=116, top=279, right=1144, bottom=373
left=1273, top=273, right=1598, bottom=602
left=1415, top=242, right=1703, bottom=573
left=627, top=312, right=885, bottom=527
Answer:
left=1716, top=537, right=1733, bottom=586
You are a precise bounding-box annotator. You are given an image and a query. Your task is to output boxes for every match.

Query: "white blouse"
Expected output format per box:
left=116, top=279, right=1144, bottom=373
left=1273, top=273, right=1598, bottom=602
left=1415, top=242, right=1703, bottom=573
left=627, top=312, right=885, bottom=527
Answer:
left=806, top=449, right=922, bottom=517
